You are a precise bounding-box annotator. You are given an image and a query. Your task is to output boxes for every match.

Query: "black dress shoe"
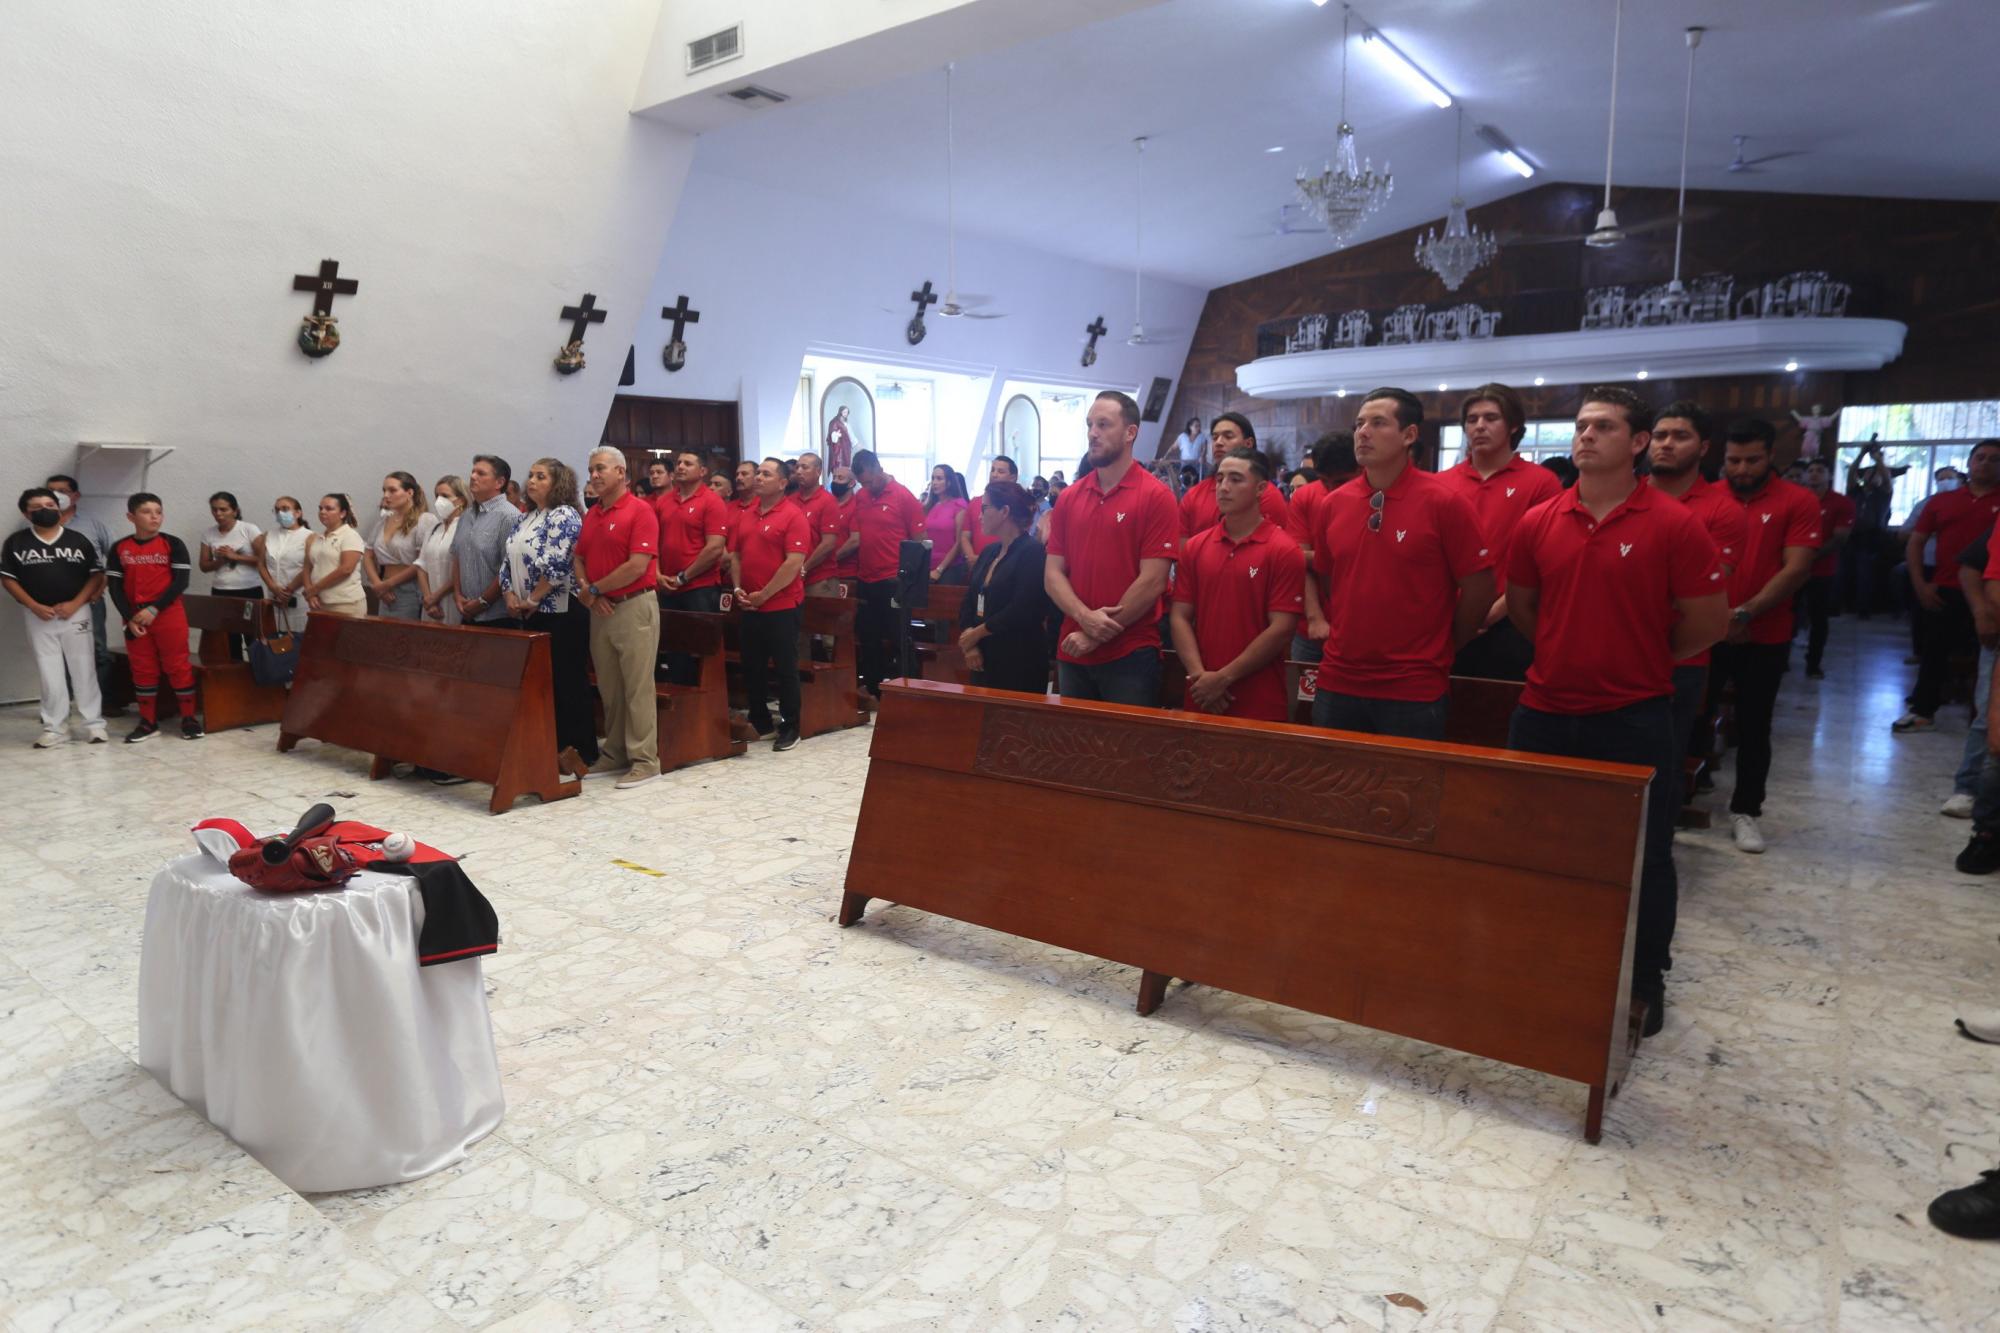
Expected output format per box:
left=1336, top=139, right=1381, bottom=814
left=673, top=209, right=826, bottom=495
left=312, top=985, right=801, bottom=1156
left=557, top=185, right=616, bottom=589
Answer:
left=1956, top=833, right=2000, bottom=876
left=1633, top=970, right=1666, bottom=1039
left=1929, top=1169, right=2000, bottom=1239
left=773, top=728, right=800, bottom=752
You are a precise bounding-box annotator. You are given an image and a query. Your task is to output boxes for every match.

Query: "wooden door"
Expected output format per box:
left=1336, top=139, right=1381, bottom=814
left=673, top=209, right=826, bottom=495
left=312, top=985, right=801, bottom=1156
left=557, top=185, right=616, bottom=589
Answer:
left=599, top=395, right=741, bottom=480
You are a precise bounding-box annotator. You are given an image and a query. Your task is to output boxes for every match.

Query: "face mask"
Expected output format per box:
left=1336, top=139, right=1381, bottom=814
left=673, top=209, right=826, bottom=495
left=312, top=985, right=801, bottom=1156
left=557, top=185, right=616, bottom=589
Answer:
left=1938, top=478, right=1961, bottom=493
left=433, top=495, right=456, bottom=520
left=274, top=511, right=298, bottom=529
left=830, top=481, right=851, bottom=499
left=28, top=509, right=60, bottom=530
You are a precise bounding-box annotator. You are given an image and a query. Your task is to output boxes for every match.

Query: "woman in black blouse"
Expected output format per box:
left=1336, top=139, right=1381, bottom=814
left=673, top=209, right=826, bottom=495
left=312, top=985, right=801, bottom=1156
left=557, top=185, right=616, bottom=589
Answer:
left=956, top=480, right=1051, bottom=695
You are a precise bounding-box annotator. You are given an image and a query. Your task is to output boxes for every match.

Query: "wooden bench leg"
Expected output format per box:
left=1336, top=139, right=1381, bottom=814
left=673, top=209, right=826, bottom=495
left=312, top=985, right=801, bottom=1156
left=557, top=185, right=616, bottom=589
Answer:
left=368, top=755, right=393, bottom=781
left=1584, top=1084, right=1605, bottom=1144
left=276, top=731, right=299, bottom=753
left=838, top=891, right=871, bottom=926
left=1136, top=969, right=1171, bottom=1017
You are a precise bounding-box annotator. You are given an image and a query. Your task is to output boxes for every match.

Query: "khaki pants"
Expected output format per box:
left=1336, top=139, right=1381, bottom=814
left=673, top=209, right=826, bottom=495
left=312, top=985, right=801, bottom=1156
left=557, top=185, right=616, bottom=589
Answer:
left=588, top=593, right=660, bottom=776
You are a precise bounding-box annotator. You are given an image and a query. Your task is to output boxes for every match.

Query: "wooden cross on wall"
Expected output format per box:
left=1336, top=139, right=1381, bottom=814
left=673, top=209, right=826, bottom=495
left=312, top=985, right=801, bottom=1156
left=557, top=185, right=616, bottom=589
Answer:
left=906, top=279, right=939, bottom=346
left=661, top=294, right=700, bottom=372
left=562, top=293, right=607, bottom=344
left=292, top=259, right=358, bottom=316
left=1082, top=315, right=1108, bottom=368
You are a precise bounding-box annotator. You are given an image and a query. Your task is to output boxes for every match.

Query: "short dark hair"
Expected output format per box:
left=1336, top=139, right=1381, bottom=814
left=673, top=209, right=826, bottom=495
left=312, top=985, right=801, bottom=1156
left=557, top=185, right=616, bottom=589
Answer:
left=18, top=486, right=58, bottom=514
left=45, top=474, right=80, bottom=494
left=983, top=479, right=1035, bottom=528
left=1540, top=456, right=1579, bottom=489
left=1291, top=467, right=1318, bottom=486
left=1359, top=387, right=1423, bottom=431
left=991, top=455, right=1018, bottom=479
left=1580, top=385, right=1653, bottom=433
left=1653, top=399, right=1714, bottom=444
left=207, top=490, right=241, bottom=518
left=472, top=453, right=512, bottom=483
left=1973, top=438, right=2000, bottom=460
left=1726, top=418, right=1778, bottom=451
left=1210, top=411, right=1257, bottom=443
left=128, top=491, right=162, bottom=512
left=1460, top=383, right=1526, bottom=446
left=1220, top=445, right=1270, bottom=482
left=1310, top=431, right=1357, bottom=479
left=852, top=449, right=881, bottom=475
left=1095, top=391, right=1141, bottom=428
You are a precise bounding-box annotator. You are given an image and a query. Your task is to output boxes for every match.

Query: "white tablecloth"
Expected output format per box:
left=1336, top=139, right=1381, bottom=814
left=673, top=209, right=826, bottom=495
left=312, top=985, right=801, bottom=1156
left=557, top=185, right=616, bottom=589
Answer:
left=138, top=853, right=504, bottom=1193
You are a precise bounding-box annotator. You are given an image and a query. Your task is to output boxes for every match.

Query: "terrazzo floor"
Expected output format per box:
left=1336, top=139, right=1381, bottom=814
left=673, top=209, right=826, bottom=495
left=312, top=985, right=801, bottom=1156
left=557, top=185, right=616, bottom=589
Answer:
left=3, top=617, right=1997, bottom=1330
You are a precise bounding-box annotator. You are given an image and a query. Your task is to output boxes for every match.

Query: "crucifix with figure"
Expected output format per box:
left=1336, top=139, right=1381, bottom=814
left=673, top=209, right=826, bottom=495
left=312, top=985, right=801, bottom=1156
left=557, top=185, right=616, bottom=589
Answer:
left=1081, top=315, right=1108, bottom=368
left=554, top=293, right=606, bottom=375
left=661, top=294, right=700, bottom=372
left=906, top=279, right=938, bottom=346
left=290, top=259, right=359, bottom=358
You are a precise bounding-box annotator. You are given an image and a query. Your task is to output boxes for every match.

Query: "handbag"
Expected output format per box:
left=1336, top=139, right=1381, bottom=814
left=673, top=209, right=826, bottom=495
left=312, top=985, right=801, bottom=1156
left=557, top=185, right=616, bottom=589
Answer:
left=249, top=630, right=299, bottom=687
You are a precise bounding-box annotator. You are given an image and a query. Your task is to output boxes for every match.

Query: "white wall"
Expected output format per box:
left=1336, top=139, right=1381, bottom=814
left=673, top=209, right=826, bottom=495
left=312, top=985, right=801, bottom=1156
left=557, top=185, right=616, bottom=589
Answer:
left=626, top=162, right=1203, bottom=483
left=0, top=0, right=696, bottom=699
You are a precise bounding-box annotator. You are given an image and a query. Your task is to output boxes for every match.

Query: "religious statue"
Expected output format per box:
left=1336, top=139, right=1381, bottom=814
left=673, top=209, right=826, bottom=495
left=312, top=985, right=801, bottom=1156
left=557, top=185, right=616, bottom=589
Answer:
left=1791, top=404, right=1839, bottom=461
left=825, top=404, right=857, bottom=472
left=553, top=339, right=586, bottom=375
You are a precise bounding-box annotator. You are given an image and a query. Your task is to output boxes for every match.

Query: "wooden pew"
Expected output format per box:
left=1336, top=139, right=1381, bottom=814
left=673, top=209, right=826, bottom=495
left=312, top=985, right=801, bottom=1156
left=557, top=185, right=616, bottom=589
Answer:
left=1162, top=650, right=1525, bottom=750
left=908, top=583, right=973, bottom=685
left=277, top=613, right=579, bottom=814
left=839, top=679, right=1650, bottom=1143
left=184, top=593, right=289, bottom=732
left=655, top=610, right=746, bottom=769
left=716, top=599, right=866, bottom=738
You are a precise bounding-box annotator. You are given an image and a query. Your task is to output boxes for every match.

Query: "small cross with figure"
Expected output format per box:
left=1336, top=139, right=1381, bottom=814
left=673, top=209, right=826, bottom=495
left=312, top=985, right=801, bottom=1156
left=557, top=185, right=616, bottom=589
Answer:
left=554, top=293, right=607, bottom=375
left=662, top=294, right=700, bottom=372
left=1082, top=315, right=1108, bottom=368
left=906, top=280, right=939, bottom=346
left=292, top=259, right=359, bottom=316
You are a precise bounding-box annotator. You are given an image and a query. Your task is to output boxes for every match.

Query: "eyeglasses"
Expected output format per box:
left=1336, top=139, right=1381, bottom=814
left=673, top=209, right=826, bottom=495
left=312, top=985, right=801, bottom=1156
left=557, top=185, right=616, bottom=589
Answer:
left=1366, top=489, right=1385, bottom=532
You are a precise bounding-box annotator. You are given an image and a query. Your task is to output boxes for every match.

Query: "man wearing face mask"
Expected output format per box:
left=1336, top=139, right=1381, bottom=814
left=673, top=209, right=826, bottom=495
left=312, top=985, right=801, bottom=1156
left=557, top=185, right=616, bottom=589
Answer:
left=5, top=488, right=108, bottom=747
left=42, top=474, right=114, bottom=700
left=827, top=465, right=861, bottom=585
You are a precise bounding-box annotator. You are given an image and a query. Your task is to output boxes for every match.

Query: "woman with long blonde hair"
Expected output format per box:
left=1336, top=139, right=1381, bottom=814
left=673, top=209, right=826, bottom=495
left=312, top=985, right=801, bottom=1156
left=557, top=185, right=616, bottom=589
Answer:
left=364, top=471, right=436, bottom=620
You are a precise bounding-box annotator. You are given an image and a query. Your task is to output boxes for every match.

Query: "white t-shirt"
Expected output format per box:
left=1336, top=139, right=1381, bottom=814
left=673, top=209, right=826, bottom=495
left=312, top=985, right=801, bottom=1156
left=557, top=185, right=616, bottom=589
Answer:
left=202, top=521, right=263, bottom=590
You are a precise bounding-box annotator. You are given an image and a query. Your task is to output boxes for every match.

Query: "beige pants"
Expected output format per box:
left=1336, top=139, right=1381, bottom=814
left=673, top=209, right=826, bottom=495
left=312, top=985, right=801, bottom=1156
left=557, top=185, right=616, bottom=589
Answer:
left=588, top=593, right=660, bottom=776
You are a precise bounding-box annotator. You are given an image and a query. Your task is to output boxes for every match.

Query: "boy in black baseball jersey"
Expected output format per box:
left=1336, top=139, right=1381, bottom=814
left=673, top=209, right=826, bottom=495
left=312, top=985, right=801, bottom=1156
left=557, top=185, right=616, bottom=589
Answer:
left=3, top=487, right=108, bottom=746
left=105, top=492, right=202, bottom=742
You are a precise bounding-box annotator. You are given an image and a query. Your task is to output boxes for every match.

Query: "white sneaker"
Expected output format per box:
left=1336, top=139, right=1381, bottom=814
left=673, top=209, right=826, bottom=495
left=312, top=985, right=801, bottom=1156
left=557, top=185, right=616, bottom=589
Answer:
left=1892, top=712, right=1935, bottom=733
left=1731, top=813, right=1767, bottom=854
left=1957, top=1009, right=2000, bottom=1044
left=33, top=731, right=66, bottom=749
left=1943, top=793, right=1977, bottom=819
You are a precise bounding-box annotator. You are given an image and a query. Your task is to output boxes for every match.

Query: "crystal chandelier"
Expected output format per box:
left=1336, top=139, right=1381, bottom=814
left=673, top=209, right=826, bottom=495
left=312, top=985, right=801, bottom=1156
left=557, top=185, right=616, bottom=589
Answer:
left=1415, top=108, right=1498, bottom=291
left=1295, top=8, right=1391, bottom=246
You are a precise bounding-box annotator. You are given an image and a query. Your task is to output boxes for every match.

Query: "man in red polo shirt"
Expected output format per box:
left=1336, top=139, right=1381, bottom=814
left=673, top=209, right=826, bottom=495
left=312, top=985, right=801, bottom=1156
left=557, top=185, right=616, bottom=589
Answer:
left=1648, top=399, right=1748, bottom=802
left=1901, top=438, right=2000, bottom=731
left=828, top=464, right=860, bottom=582
left=784, top=451, right=843, bottom=595
left=653, top=450, right=730, bottom=684
left=837, top=449, right=924, bottom=697
left=1802, top=459, right=1856, bottom=681
left=1046, top=390, right=1179, bottom=705
left=1170, top=449, right=1304, bottom=721
left=729, top=458, right=811, bottom=750
left=1439, top=382, right=1563, bottom=682
left=1305, top=386, right=1493, bottom=740
left=1506, top=387, right=1728, bottom=1036
left=576, top=447, right=661, bottom=789
left=1287, top=432, right=1356, bottom=675
left=959, top=455, right=1020, bottom=566
left=1179, top=413, right=1288, bottom=540
left=1710, top=418, right=1820, bottom=851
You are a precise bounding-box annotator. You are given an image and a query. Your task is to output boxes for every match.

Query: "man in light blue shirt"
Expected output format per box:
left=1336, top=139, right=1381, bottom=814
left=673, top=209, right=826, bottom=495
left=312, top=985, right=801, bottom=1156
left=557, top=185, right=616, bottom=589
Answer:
left=450, top=455, right=521, bottom=627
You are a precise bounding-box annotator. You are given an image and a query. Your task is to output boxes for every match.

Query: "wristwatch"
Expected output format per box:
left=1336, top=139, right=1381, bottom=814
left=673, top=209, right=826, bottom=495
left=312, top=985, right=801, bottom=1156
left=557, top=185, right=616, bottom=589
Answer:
left=1731, top=607, right=1753, bottom=623
left=588, top=583, right=601, bottom=598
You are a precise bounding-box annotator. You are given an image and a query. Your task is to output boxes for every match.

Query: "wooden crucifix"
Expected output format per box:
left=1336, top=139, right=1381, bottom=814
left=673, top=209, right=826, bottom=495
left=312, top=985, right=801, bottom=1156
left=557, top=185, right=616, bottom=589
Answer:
left=661, top=294, right=700, bottom=373
left=291, top=259, right=358, bottom=358
left=1081, top=315, right=1108, bottom=368
left=905, top=279, right=939, bottom=346
left=554, top=293, right=606, bottom=375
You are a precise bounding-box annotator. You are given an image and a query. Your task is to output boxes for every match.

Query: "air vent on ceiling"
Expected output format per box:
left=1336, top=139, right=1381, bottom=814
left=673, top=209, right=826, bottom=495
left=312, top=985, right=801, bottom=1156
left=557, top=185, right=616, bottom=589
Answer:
left=686, top=23, right=743, bottom=74
left=717, top=84, right=789, bottom=108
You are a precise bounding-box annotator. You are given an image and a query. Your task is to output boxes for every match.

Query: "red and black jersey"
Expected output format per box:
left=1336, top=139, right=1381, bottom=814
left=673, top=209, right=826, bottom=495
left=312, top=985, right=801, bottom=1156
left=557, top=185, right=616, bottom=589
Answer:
left=105, top=532, right=191, bottom=618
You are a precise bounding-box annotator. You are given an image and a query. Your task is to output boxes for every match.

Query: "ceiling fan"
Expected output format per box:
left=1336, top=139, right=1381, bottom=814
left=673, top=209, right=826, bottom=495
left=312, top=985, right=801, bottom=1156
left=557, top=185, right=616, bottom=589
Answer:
left=1125, top=136, right=1184, bottom=346
left=936, top=63, right=1001, bottom=321
left=1727, top=134, right=1805, bottom=174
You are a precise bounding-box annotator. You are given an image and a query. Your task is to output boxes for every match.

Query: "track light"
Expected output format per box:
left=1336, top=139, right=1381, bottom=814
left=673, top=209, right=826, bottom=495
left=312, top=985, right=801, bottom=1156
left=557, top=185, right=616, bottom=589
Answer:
left=1362, top=29, right=1452, bottom=109
left=1475, top=124, right=1537, bottom=178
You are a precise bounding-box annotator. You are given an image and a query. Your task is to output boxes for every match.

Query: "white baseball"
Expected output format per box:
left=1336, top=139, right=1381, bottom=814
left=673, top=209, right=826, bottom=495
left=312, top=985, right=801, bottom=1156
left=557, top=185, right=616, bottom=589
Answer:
left=379, top=832, right=415, bottom=861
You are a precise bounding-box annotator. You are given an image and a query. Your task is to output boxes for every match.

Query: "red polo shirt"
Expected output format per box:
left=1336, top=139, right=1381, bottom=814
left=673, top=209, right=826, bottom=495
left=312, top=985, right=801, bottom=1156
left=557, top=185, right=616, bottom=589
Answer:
left=1286, top=481, right=1336, bottom=550
left=1669, top=477, right=1749, bottom=668
left=830, top=491, right=860, bottom=579
left=1173, top=518, right=1305, bottom=721
left=577, top=490, right=658, bottom=596
left=1508, top=482, right=1723, bottom=714
left=1311, top=466, right=1492, bottom=701
left=965, top=496, right=997, bottom=557
left=1915, top=486, right=2000, bottom=589
left=1729, top=478, right=1822, bottom=642
left=1812, top=490, right=1857, bottom=578
left=731, top=496, right=810, bottom=612
left=851, top=478, right=925, bottom=583
left=1437, top=453, right=1563, bottom=591
left=654, top=486, right=729, bottom=590
left=1180, top=476, right=1288, bottom=541
left=1047, top=462, right=1180, bottom=665
left=791, top=485, right=843, bottom=577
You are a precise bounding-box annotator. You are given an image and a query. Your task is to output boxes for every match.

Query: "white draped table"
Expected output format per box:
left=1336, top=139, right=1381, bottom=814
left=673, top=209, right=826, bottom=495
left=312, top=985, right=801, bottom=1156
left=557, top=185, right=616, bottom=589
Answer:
left=138, top=853, right=504, bottom=1193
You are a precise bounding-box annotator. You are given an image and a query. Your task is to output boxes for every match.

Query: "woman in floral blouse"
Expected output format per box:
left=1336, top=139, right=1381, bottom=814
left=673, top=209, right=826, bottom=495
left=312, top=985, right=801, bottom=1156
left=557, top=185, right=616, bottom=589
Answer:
left=501, top=457, right=597, bottom=773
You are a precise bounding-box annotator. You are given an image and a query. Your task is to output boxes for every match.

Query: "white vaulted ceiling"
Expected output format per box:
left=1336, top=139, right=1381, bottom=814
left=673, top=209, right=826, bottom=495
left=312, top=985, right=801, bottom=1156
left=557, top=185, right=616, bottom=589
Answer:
left=687, top=0, right=1999, bottom=289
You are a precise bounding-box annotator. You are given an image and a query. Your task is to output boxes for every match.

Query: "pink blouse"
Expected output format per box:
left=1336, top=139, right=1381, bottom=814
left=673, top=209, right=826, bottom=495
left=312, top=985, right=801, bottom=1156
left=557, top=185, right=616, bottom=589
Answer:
left=924, top=498, right=967, bottom=571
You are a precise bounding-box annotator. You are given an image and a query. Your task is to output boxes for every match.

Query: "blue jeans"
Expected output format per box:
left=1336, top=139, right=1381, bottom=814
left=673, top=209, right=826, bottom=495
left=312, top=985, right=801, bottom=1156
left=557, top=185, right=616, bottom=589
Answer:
left=1508, top=696, right=1679, bottom=978
left=1058, top=646, right=1161, bottom=707
left=1310, top=689, right=1448, bottom=742
left=1954, top=647, right=1993, bottom=796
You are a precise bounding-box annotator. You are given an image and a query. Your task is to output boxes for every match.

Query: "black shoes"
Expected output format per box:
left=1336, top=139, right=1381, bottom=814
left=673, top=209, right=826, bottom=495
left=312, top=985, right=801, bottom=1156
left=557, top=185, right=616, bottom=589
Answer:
left=125, top=721, right=158, bottom=744
left=181, top=716, right=205, bottom=740
left=773, top=727, right=800, bottom=752
left=1956, top=833, right=2000, bottom=876
left=1929, top=1169, right=2000, bottom=1240
left=1633, top=970, right=1666, bottom=1039
left=1805, top=667, right=1825, bottom=681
